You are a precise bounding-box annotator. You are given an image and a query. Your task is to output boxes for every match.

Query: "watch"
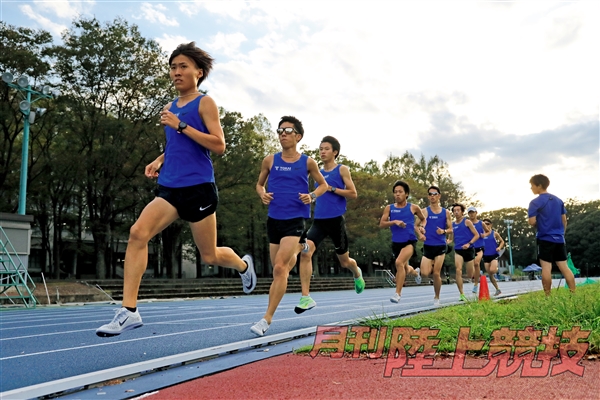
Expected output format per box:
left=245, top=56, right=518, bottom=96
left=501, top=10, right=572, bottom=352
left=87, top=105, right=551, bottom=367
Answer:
left=310, top=192, right=317, bottom=202
left=330, top=186, right=337, bottom=193
left=177, top=121, right=188, bottom=133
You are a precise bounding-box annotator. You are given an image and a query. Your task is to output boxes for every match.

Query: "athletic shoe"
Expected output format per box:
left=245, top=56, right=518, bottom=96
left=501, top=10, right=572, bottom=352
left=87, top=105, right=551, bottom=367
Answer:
left=390, top=293, right=401, bottom=303
left=251, top=318, right=270, bottom=336
left=433, top=298, right=441, bottom=307
left=354, top=267, right=365, bottom=294
left=472, top=285, right=478, bottom=294
left=459, top=294, right=467, bottom=302
left=414, top=267, right=422, bottom=285
left=294, top=295, right=317, bottom=314
left=96, top=307, right=143, bottom=337
left=240, top=254, right=256, bottom=294
left=494, top=289, right=502, bottom=296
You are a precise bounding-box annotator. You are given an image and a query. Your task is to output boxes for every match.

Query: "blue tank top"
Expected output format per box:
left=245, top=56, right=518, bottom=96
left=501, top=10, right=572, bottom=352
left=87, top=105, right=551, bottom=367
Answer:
left=158, top=95, right=214, bottom=188
left=389, top=203, right=416, bottom=243
left=314, top=164, right=346, bottom=219
left=472, top=220, right=485, bottom=248
left=483, top=229, right=498, bottom=256
left=452, top=218, right=473, bottom=248
left=424, top=206, right=446, bottom=246
left=267, top=153, right=310, bottom=220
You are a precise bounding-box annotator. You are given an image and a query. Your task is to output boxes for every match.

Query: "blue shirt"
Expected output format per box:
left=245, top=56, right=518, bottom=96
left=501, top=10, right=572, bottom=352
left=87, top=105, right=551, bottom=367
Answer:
left=314, top=164, right=347, bottom=219
left=528, top=193, right=566, bottom=243
left=472, top=220, right=485, bottom=248
left=389, top=203, right=417, bottom=243
left=483, top=229, right=499, bottom=256
left=452, top=218, right=474, bottom=248
left=267, top=153, right=310, bottom=220
left=424, top=206, right=447, bottom=246
left=158, top=95, right=215, bottom=188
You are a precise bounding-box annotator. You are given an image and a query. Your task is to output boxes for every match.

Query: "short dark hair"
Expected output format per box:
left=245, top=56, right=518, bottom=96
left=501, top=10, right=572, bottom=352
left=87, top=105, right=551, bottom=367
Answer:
left=428, top=185, right=441, bottom=194
left=451, top=203, right=465, bottom=212
left=393, top=180, right=410, bottom=195
left=169, top=42, right=214, bottom=87
left=279, top=116, right=304, bottom=139
left=320, top=136, right=340, bottom=158
left=529, top=174, right=550, bottom=189
left=483, top=218, right=492, bottom=225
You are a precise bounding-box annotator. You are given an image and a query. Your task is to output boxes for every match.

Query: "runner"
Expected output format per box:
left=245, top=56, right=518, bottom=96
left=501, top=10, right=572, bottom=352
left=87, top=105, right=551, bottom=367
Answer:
left=295, top=136, right=364, bottom=314
left=448, top=203, right=479, bottom=301
left=379, top=180, right=426, bottom=303
left=527, top=174, right=576, bottom=295
left=96, top=42, right=256, bottom=337
left=418, top=185, right=453, bottom=306
left=466, top=206, right=490, bottom=295
left=251, top=116, right=328, bottom=336
left=481, top=218, right=503, bottom=296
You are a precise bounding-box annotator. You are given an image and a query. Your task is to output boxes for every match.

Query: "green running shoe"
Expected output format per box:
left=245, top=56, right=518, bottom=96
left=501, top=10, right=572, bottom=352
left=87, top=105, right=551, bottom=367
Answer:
left=294, top=295, right=317, bottom=314
left=459, top=294, right=467, bottom=302
left=354, top=267, right=365, bottom=294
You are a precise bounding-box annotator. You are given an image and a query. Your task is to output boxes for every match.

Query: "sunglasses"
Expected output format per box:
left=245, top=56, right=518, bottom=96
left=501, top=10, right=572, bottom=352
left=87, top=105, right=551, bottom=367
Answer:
left=428, top=192, right=439, bottom=196
left=276, top=127, right=297, bottom=135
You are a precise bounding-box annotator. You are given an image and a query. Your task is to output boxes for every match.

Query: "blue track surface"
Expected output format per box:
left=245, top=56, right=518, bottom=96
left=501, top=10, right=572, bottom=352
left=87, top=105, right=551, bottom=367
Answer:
left=1, top=279, right=550, bottom=393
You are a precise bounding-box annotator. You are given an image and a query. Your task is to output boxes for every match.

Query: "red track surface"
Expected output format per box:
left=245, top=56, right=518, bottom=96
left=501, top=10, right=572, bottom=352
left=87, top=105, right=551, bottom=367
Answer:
left=151, top=354, right=599, bottom=400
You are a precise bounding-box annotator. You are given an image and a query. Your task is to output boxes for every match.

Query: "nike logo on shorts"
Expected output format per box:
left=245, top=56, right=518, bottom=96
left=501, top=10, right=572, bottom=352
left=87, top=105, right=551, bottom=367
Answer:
left=199, top=204, right=212, bottom=211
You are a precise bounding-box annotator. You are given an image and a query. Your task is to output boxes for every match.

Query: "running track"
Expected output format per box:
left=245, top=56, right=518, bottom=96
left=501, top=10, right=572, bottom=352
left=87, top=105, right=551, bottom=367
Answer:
left=1, top=279, right=555, bottom=398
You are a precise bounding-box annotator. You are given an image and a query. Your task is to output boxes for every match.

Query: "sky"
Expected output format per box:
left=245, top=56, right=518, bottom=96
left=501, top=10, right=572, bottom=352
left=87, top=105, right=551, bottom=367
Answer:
left=2, top=0, right=599, bottom=212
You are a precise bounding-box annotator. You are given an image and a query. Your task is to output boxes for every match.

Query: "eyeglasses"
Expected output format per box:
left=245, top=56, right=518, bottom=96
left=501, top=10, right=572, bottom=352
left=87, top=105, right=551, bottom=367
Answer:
left=428, top=192, right=439, bottom=196
left=276, top=127, right=297, bottom=135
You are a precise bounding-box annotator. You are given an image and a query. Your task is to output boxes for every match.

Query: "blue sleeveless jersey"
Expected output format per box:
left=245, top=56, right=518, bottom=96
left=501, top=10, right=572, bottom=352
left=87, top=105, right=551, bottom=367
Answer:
left=389, top=203, right=416, bottom=243
left=267, top=153, right=310, bottom=219
left=424, top=206, right=446, bottom=246
left=472, top=220, right=485, bottom=248
left=314, top=164, right=346, bottom=219
left=483, top=229, right=498, bottom=256
left=158, top=95, right=215, bottom=188
left=452, top=218, right=473, bottom=248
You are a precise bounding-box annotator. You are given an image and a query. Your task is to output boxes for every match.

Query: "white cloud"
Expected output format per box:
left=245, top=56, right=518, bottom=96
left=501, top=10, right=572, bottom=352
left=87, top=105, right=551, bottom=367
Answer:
left=155, top=34, right=190, bottom=54
left=137, top=3, right=178, bottom=27
left=32, top=0, right=94, bottom=19
left=18, top=4, right=68, bottom=37
left=206, top=32, right=247, bottom=58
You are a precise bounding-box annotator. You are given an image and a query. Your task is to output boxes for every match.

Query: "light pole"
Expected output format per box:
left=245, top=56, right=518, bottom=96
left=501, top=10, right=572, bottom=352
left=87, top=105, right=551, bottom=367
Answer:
left=2, top=72, right=58, bottom=215
left=504, top=219, right=514, bottom=275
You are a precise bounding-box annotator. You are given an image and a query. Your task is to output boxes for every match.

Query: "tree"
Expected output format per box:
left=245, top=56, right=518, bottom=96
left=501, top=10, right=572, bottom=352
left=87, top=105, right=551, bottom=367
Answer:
left=52, top=17, right=171, bottom=278
left=0, top=22, right=54, bottom=212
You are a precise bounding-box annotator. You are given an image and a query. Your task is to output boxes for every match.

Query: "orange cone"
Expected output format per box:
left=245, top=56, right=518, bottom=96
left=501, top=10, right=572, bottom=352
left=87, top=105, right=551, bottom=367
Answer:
left=479, top=275, right=490, bottom=301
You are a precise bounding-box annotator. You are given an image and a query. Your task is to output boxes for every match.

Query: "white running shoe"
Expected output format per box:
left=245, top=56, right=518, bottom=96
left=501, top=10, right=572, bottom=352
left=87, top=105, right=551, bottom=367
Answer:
left=240, top=254, right=256, bottom=294
left=415, top=267, right=422, bottom=285
left=433, top=298, right=441, bottom=307
left=390, top=293, right=401, bottom=303
left=251, top=318, right=270, bottom=336
left=96, top=307, right=143, bottom=337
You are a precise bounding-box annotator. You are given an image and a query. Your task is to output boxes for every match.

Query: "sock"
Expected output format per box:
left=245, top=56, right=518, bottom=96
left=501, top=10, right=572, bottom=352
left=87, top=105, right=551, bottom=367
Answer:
left=125, top=306, right=137, bottom=313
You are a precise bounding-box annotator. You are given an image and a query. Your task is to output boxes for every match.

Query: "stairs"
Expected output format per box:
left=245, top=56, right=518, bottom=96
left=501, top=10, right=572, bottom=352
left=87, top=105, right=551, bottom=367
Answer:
left=0, top=226, right=38, bottom=308
left=84, top=276, right=391, bottom=301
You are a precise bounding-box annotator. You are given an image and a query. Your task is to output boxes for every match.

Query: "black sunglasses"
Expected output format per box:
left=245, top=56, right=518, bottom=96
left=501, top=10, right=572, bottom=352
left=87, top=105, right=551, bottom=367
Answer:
left=428, top=192, right=439, bottom=196
left=276, top=127, right=297, bottom=135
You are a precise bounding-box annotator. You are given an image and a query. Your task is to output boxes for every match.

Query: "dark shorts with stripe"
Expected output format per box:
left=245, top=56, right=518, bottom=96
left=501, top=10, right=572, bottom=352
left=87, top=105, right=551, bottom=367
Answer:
left=455, top=247, right=476, bottom=262
left=537, top=239, right=567, bottom=263
left=155, top=182, right=218, bottom=223
left=267, top=217, right=307, bottom=245
left=307, top=216, right=349, bottom=255
left=483, top=254, right=499, bottom=263
left=392, top=240, right=417, bottom=259
left=423, top=244, right=447, bottom=260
